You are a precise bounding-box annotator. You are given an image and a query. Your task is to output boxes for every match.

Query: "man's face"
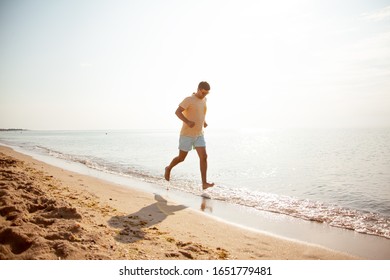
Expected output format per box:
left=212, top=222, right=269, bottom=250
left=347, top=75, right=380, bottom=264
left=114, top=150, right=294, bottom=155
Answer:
left=199, top=89, right=209, bottom=99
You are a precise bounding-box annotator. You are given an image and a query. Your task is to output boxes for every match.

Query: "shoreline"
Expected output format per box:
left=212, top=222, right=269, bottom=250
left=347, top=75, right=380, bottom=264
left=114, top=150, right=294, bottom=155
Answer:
left=0, top=145, right=380, bottom=259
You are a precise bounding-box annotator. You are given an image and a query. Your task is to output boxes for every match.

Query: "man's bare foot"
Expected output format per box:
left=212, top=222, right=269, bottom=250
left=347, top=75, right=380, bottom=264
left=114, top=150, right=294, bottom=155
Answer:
left=202, top=182, right=214, bottom=190
left=164, top=166, right=171, bottom=181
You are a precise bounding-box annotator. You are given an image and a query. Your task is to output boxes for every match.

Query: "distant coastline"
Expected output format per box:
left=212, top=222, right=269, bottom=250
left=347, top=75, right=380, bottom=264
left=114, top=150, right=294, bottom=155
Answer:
left=0, top=128, right=28, bottom=131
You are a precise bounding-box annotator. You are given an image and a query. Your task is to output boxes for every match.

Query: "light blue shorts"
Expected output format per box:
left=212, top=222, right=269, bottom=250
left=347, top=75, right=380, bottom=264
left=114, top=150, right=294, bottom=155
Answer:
left=179, top=135, right=206, bottom=152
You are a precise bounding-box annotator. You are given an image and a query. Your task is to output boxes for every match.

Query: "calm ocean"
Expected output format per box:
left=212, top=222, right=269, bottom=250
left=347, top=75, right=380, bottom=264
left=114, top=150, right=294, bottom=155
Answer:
left=1, top=128, right=389, bottom=240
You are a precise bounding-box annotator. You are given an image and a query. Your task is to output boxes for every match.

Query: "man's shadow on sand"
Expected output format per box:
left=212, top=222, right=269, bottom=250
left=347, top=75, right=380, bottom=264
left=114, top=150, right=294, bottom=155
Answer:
left=108, top=194, right=187, bottom=243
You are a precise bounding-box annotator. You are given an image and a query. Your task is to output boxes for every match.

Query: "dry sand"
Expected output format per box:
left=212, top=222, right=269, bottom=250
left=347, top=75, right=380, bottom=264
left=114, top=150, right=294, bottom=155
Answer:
left=0, top=146, right=357, bottom=260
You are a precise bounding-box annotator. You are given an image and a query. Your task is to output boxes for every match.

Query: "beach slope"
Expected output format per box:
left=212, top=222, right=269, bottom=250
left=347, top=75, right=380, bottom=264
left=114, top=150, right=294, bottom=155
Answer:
left=0, top=146, right=357, bottom=260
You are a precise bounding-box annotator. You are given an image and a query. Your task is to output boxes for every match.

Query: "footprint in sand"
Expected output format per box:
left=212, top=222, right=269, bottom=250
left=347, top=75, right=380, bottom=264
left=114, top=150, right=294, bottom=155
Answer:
left=0, top=228, right=33, bottom=255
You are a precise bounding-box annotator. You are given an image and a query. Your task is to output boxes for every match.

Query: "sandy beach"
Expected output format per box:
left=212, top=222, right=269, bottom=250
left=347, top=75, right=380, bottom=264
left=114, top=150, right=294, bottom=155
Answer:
left=0, top=146, right=358, bottom=260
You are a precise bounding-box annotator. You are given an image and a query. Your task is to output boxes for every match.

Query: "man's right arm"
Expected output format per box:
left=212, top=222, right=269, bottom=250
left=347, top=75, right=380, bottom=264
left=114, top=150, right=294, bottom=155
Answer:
left=175, top=107, right=195, bottom=128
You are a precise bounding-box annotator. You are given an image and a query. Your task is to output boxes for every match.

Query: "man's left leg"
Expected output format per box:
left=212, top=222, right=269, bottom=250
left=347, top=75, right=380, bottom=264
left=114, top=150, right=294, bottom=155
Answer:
left=195, top=147, right=214, bottom=190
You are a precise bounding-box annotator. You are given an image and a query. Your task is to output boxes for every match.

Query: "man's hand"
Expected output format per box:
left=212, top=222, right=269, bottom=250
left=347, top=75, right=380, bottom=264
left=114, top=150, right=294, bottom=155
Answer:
left=186, top=120, right=195, bottom=128
left=176, top=106, right=195, bottom=128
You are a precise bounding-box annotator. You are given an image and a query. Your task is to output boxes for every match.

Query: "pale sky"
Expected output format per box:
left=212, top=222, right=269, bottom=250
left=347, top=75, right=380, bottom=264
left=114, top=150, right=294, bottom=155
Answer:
left=1, top=0, right=390, bottom=130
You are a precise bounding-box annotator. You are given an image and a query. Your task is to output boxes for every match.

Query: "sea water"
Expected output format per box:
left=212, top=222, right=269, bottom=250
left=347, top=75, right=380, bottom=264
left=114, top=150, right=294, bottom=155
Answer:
left=1, top=128, right=389, bottom=240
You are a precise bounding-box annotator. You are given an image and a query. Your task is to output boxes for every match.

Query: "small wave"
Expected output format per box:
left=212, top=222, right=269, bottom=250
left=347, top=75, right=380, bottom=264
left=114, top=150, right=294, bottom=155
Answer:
left=32, top=145, right=159, bottom=183
left=206, top=185, right=390, bottom=239
left=151, top=176, right=390, bottom=239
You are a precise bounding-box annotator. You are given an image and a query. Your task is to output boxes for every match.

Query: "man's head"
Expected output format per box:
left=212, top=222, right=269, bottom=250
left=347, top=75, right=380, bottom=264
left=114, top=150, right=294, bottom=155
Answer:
left=198, top=81, right=210, bottom=91
left=197, top=81, right=210, bottom=99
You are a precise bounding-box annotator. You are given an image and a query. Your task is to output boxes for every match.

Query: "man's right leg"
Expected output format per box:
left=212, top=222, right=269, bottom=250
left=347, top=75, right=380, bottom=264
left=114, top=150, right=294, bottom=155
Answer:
left=165, top=150, right=188, bottom=181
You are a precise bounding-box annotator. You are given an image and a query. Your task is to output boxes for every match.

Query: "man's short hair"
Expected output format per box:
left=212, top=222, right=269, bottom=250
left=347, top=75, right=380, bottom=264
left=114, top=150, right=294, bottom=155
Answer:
left=198, top=81, right=210, bottom=91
